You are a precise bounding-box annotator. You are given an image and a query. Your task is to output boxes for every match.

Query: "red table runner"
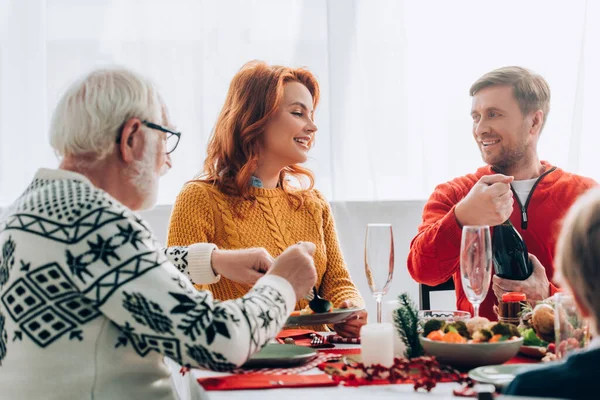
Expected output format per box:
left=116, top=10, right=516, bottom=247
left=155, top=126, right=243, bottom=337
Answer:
left=195, top=331, right=541, bottom=391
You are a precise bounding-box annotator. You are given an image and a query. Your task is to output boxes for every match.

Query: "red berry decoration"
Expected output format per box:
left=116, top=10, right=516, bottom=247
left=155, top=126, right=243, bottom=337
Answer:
left=320, top=356, right=472, bottom=392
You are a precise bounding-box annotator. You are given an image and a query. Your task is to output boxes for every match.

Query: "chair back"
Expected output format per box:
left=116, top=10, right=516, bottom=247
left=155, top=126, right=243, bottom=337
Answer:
left=418, top=279, right=455, bottom=310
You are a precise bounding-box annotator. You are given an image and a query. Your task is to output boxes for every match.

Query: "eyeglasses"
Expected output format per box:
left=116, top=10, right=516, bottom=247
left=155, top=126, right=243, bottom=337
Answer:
left=142, top=120, right=181, bottom=154
left=116, top=119, right=182, bottom=154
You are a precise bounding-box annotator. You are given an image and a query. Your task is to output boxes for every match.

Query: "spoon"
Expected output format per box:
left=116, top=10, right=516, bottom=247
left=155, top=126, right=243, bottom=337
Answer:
left=308, top=287, right=333, bottom=313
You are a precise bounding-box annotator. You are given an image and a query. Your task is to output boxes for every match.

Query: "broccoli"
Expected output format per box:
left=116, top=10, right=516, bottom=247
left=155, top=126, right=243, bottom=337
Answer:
left=423, top=319, right=446, bottom=337
left=491, top=322, right=520, bottom=337
left=521, top=328, right=548, bottom=347
left=472, top=328, right=493, bottom=342
left=508, top=324, right=521, bottom=338
left=443, top=321, right=470, bottom=339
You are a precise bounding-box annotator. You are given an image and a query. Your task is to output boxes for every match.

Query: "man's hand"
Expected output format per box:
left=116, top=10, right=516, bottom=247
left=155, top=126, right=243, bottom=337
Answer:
left=455, top=174, right=514, bottom=227
left=268, top=242, right=318, bottom=301
left=211, top=248, right=274, bottom=285
left=332, top=300, right=367, bottom=338
left=492, top=253, right=550, bottom=303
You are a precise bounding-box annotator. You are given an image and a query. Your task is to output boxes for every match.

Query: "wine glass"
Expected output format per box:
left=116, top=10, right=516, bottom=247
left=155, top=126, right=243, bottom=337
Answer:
left=365, top=223, right=395, bottom=323
left=460, top=225, right=492, bottom=318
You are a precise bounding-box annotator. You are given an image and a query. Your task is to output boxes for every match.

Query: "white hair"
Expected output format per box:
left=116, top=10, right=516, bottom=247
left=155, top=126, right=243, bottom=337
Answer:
left=50, top=67, right=163, bottom=160
left=128, top=133, right=160, bottom=210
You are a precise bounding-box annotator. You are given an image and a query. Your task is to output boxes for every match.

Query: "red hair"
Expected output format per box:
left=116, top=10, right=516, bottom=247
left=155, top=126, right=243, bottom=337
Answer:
left=197, top=60, right=320, bottom=206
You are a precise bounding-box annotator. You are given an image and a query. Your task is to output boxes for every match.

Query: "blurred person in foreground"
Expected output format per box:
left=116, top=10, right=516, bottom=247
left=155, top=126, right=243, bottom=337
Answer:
left=504, top=187, right=600, bottom=399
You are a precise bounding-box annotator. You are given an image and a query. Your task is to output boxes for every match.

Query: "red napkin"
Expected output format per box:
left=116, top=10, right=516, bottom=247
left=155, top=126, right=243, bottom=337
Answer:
left=276, top=329, right=314, bottom=343
left=276, top=329, right=334, bottom=348
left=198, top=373, right=339, bottom=391
left=317, top=347, right=361, bottom=355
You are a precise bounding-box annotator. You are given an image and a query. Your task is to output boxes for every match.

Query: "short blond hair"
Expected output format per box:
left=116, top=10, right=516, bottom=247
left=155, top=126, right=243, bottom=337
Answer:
left=470, top=66, right=551, bottom=130
left=555, top=188, right=600, bottom=334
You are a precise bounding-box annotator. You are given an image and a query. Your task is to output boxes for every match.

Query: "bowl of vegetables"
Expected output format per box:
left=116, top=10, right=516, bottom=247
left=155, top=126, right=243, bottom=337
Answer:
left=419, top=317, right=523, bottom=369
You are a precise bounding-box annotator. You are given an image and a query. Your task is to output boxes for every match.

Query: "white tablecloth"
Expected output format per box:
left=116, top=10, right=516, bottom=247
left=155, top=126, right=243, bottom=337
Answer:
left=168, top=341, right=562, bottom=400
left=180, top=369, right=558, bottom=400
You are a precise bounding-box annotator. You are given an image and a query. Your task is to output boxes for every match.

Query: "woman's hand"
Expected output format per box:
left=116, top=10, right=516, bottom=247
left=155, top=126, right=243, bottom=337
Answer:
left=332, top=300, right=367, bottom=338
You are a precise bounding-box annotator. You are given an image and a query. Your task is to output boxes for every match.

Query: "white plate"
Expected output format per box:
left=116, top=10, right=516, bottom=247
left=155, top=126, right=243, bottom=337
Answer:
left=518, top=345, right=547, bottom=359
left=241, top=344, right=317, bottom=368
left=284, top=307, right=363, bottom=326
left=469, top=363, right=538, bottom=389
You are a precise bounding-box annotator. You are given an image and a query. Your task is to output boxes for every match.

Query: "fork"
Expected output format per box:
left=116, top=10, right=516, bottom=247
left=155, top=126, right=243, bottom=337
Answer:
left=310, top=334, right=335, bottom=349
left=310, top=334, right=324, bottom=346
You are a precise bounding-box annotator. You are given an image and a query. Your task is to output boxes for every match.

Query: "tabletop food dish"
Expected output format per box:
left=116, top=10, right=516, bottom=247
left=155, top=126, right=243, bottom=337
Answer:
left=241, top=344, right=318, bottom=368
left=285, top=307, right=364, bottom=326
left=419, top=316, right=523, bottom=368
left=468, top=363, right=538, bottom=389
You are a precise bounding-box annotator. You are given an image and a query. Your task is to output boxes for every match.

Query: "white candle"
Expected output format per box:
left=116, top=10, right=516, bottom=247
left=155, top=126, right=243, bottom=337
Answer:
left=383, top=300, right=407, bottom=358
left=391, top=329, right=407, bottom=358
left=360, top=323, right=394, bottom=367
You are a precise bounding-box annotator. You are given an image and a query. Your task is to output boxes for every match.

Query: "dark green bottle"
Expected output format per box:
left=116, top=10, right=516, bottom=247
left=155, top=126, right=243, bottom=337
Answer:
left=492, top=220, right=533, bottom=280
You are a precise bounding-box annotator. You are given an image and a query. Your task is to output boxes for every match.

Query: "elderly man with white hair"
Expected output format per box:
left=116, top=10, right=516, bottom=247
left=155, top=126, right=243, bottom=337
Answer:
left=0, top=67, right=317, bottom=400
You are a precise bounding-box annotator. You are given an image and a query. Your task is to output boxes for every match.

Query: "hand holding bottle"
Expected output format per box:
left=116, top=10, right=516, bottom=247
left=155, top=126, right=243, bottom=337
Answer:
left=492, top=219, right=533, bottom=280
left=455, top=174, right=514, bottom=227
left=492, top=253, right=550, bottom=303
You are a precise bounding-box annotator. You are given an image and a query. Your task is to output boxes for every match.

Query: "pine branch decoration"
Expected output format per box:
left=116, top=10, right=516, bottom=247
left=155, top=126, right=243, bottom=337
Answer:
left=393, top=292, right=423, bottom=359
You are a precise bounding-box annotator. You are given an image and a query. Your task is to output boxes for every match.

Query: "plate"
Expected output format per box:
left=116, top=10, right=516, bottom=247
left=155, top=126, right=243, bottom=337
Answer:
left=518, top=345, right=547, bottom=359
left=284, top=307, right=363, bottom=326
left=468, top=363, right=539, bottom=388
left=241, top=344, right=317, bottom=368
left=419, top=336, right=523, bottom=369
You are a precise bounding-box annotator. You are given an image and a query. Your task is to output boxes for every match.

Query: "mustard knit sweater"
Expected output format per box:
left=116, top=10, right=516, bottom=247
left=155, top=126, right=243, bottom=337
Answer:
left=167, top=181, right=364, bottom=327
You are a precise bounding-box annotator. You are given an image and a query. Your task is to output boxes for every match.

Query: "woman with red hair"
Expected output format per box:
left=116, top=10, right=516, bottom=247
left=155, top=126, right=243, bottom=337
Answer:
left=167, top=61, right=366, bottom=336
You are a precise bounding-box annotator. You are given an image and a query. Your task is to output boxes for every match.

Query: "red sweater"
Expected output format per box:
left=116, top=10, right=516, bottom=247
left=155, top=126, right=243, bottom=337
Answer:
left=407, top=162, right=596, bottom=320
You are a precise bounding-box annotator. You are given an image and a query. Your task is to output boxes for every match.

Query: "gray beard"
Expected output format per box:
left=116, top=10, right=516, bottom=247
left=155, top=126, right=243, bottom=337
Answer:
left=128, top=139, right=159, bottom=210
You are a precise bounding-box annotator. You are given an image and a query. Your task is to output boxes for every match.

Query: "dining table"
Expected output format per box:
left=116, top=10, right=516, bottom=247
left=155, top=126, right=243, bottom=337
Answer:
left=167, top=332, right=564, bottom=400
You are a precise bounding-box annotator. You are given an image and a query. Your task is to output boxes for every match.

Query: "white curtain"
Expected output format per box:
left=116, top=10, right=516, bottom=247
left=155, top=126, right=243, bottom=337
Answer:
left=0, top=0, right=598, bottom=206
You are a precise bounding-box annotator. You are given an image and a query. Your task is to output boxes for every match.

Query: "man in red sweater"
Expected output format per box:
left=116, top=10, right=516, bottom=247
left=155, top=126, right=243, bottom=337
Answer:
left=407, top=66, right=596, bottom=320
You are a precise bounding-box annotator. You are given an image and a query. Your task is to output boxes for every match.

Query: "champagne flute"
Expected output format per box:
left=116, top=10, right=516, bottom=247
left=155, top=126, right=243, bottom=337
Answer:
left=365, top=223, right=395, bottom=323
left=460, top=225, right=492, bottom=318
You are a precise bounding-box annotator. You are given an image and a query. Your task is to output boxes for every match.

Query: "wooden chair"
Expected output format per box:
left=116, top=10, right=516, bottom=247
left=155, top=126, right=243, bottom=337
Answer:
left=418, top=278, right=455, bottom=310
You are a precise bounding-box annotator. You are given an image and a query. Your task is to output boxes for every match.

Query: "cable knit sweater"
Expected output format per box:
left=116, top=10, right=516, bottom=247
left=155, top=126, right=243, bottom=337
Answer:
left=0, top=169, right=295, bottom=400
left=167, top=181, right=364, bottom=330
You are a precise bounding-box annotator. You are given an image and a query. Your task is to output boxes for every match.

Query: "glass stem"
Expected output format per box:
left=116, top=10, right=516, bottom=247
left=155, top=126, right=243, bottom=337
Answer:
left=473, top=303, right=480, bottom=318
left=376, top=294, right=383, bottom=323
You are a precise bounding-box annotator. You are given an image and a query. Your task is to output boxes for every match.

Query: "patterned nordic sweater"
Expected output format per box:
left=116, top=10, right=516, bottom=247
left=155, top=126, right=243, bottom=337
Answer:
left=167, top=181, right=364, bottom=329
left=0, top=169, right=295, bottom=400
